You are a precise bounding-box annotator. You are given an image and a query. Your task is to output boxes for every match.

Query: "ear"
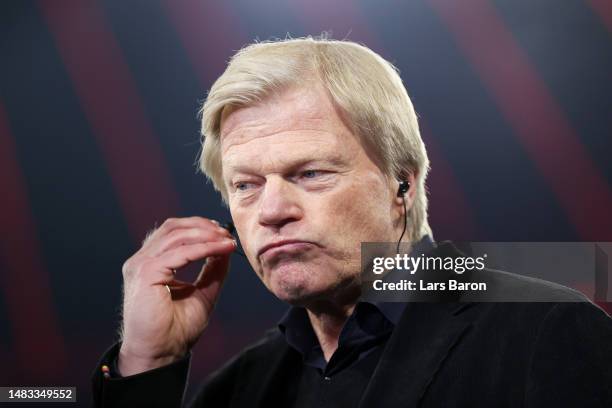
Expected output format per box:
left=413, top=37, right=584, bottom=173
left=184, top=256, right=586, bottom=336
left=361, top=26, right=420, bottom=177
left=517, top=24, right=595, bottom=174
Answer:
left=394, top=171, right=417, bottom=215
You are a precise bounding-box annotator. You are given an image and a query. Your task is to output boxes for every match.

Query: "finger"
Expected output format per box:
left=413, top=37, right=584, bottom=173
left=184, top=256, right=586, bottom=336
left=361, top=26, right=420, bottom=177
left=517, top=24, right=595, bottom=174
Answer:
left=143, top=217, right=226, bottom=248
left=194, top=255, right=231, bottom=307
left=148, top=226, right=233, bottom=257
left=141, top=240, right=236, bottom=286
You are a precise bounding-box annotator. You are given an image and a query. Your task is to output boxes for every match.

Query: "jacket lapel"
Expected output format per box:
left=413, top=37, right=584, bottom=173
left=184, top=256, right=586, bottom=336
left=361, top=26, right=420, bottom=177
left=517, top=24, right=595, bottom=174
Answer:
left=358, top=300, right=473, bottom=407
left=359, top=241, right=474, bottom=406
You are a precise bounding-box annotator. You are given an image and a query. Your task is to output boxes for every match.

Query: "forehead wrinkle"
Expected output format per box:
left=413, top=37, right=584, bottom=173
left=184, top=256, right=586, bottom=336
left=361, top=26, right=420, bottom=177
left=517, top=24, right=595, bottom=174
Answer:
left=221, top=127, right=335, bottom=156
left=220, top=103, right=340, bottom=151
left=222, top=131, right=348, bottom=177
left=221, top=108, right=330, bottom=140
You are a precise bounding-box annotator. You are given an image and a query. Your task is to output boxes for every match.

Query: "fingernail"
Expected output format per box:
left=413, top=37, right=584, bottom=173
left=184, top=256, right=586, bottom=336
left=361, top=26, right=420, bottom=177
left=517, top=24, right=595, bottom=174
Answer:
left=232, top=239, right=237, bottom=248
left=211, top=219, right=220, bottom=226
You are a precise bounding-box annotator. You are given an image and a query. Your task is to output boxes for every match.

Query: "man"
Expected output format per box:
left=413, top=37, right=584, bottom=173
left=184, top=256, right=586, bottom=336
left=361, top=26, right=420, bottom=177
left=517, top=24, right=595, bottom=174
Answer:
left=93, top=37, right=612, bottom=407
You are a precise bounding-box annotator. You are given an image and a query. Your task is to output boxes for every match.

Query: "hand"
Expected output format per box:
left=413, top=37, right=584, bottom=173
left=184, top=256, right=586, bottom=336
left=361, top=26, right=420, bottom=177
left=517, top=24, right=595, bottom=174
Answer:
left=118, top=216, right=236, bottom=376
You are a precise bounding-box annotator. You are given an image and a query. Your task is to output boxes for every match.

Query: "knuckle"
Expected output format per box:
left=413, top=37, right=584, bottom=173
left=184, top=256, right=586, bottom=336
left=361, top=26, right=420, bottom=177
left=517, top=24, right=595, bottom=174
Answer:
left=190, top=228, right=207, bottom=239
left=167, top=228, right=192, bottom=247
left=182, top=229, right=201, bottom=245
left=190, top=215, right=207, bottom=223
left=206, top=218, right=221, bottom=229
left=194, top=216, right=215, bottom=229
left=159, top=217, right=178, bottom=232
left=165, top=228, right=180, bottom=242
left=164, top=217, right=179, bottom=225
left=122, top=258, right=134, bottom=277
left=174, top=226, right=211, bottom=245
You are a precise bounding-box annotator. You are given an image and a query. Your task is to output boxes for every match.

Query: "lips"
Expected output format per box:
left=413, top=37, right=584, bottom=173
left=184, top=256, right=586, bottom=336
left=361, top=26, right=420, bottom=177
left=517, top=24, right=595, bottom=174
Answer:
left=257, top=239, right=315, bottom=258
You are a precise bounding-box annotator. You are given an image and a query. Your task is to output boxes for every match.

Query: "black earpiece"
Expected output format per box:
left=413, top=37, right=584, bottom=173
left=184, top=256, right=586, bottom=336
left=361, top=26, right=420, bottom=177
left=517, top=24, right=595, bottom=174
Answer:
left=397, top=180, right=410, bottom=197
left=220, top=221, right=236, bottom=234
left=396, top=180, right=410, bottom=253
left=220, top=221, right=246, bottom=258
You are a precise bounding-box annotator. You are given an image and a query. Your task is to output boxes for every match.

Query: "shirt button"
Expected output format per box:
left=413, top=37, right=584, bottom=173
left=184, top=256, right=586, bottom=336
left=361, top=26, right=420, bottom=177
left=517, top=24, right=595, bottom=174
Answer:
left=324, top=376, right=331, bottom=381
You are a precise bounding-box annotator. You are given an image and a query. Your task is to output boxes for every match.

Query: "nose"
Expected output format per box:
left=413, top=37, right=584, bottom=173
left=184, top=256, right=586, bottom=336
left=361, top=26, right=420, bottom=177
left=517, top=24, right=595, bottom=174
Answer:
left=258, top=176, right=303, bottom=228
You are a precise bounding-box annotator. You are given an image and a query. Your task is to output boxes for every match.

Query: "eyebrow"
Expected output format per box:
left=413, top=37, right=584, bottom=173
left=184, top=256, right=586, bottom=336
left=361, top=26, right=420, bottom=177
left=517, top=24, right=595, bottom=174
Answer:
left=224, top=156, right=347, bottom=179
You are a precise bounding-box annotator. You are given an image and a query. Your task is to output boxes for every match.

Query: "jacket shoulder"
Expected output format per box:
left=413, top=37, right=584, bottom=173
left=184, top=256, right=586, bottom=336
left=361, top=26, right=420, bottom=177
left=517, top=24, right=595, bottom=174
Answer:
left=466, top=267, right=591, bottom=302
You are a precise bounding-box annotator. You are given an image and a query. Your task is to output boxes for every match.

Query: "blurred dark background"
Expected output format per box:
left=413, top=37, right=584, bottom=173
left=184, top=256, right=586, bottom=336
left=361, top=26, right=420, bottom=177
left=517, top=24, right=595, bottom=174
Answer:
left=1, top=0, right=611, bottom=405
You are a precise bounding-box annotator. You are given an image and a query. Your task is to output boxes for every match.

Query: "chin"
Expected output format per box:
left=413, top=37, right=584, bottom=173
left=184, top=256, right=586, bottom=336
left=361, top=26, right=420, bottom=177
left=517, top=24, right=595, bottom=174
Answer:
left=266, top=264, right=328, bottom=305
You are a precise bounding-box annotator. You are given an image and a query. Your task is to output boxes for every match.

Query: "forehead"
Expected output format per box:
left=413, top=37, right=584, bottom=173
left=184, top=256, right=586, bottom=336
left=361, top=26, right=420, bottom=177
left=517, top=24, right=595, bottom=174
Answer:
left=219, top=85, right=359, bottom=170
left=221, top=85, right=344, bottom=144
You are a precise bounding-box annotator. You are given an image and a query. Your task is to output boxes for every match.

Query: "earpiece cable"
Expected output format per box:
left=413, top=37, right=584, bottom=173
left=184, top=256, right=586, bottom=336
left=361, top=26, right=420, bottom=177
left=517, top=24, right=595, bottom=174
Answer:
left=396, top=195, right=407, bottom=254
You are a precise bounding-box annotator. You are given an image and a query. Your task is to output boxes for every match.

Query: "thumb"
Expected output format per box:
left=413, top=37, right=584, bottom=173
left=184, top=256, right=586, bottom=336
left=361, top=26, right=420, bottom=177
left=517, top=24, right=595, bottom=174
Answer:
left=194, top=255, right=231, bottom=305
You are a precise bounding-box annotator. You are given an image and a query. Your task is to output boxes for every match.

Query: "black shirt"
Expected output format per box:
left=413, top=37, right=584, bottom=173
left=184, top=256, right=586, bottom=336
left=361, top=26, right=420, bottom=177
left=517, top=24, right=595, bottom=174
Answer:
left=278, top=302, right=403, bottom=407
left=278, top=301, right=405, bottom=376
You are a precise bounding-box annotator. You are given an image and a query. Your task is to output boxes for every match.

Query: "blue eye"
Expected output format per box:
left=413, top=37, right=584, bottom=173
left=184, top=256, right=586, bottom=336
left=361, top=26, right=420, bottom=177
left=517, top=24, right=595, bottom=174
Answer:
left=302, top=170, right=318, bottom=178
left=236, top=182, right=251, bottom=191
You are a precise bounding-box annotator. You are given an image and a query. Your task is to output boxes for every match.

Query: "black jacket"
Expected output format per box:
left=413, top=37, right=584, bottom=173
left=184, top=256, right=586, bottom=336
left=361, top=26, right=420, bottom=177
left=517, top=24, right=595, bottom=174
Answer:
left=92, top=243, right=612, bottom=407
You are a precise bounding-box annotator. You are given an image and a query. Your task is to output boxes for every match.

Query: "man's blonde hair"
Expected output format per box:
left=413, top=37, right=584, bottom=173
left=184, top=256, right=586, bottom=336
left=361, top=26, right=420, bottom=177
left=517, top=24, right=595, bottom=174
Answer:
left=198, top=37, right=432, bottom=242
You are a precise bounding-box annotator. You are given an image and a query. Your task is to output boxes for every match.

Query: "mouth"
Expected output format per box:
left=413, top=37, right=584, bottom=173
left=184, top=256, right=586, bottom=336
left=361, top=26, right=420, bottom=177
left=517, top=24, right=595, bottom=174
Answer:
left=258, top=240, right=317, bottom=259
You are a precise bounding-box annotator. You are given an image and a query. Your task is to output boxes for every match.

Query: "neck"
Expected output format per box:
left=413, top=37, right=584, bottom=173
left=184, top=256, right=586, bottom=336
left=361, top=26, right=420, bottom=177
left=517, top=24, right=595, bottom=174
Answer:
left=303, top=276, right=363, bottom=361
left=305, top=295, right=357, bottom=362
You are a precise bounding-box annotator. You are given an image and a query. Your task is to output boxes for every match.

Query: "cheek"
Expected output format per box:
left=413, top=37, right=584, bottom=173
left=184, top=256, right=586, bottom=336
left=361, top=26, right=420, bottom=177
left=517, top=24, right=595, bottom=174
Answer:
left=324, top=184, right=393, bottom=248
